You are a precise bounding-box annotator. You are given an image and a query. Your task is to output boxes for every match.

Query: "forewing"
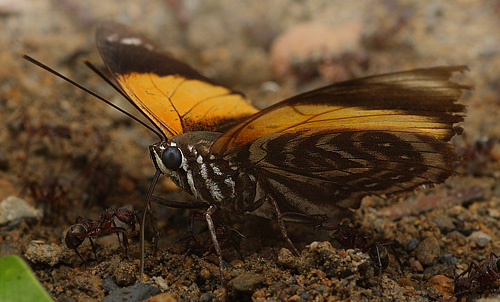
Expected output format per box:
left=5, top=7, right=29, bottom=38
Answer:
left=211, top=66, right=468, bottom=156
left=235, top=128, right=459, bottom=216
left=96, top=21, right=258, bottom=137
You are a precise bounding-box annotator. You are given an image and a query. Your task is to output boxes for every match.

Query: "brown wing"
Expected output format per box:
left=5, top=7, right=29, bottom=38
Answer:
left=233, top=128, right=460, bottom=218
left=211, top=66, right=468, bottom=157
left=96, top=21, right=258, bottom=137
left=217, top=66, right=468, bottom=219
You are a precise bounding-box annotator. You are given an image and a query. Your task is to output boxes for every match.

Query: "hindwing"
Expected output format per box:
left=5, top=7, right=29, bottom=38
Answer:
left=234, top=128, right=459, bottom=216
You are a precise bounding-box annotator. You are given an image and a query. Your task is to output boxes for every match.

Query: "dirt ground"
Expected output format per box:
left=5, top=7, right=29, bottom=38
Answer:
left=1, top=0, right=500, bottom=301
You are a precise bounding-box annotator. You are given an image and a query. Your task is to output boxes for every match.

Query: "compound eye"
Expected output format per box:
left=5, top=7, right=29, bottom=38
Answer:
left=162, top=146, right=182, bottom=170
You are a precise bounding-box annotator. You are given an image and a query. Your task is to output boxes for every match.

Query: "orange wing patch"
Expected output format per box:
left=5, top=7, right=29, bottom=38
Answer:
left=117, top=72, right=258, bottom=136
left=211, top=104, right=451, bottom=156
left=96, top=21, right=258, bottom=138
left=211, top=66, right=467, bottom=156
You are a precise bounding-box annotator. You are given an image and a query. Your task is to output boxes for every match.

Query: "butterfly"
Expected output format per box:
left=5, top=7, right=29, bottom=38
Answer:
left=23, top=21, right=468, bottom=282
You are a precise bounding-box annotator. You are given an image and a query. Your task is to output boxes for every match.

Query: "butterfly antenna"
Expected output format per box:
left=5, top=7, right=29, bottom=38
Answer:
left=82, top=59, right=167, bottom=140
left=21, top=54, right=165, bottom=141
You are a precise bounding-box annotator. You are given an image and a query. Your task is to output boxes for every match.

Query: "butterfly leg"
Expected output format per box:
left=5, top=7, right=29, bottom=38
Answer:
left=204, top=205, right=226, bottom=284
left=268, top=195, right=300, bottom=256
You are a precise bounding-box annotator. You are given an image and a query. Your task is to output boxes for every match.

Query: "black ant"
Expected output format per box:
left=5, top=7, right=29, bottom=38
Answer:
left=458, top=133, right=497, bottom=162
left=18, top=112, right=71, bottom=170
left=319, top=219, right=404, bottom=277
left=451, top=253, right=500, bottom=297
left=64, top=207, right=138, bottom=263
left=455, top=132, right=499, bottom=176
left=21, top=112, right=71, bottom=141
left=22, top=175, right=68, bottom=223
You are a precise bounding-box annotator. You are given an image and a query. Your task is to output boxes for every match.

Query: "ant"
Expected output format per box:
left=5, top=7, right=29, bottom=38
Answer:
left=455, top=132, right=499, bottom=176
left=22, top=175, right=68, bottom=223
left=452, top=253, right=500, bottom=297
left=64, top=207, right=138, bottom=263
left=319, top=219, right=404, bottom=277
left=458, top=132, right=497, bottom=162
left=21, top=112, right=71, bottom=141
left=18, top=112, right=71, bottom=170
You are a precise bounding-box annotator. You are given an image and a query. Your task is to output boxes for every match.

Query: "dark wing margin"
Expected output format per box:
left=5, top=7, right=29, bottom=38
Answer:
left=96, top=22, right=216, bottom=82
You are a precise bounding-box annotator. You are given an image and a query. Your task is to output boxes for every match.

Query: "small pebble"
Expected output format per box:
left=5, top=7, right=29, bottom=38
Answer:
left=410, top=259, right=424, bottom=272
left=269, top=281, right=285, bottom=295
left=299, top=292, right=311, bottom=299
left=278, top=247, right=297, bottom=269
left=141, top=292, right=177, bottom=302
left=469, top=231, right=492, bottom=247
left=230, top=272, right=265, bottom=292
left=314, top=285, right=330, bottom=295
left=112, top=262, right=137, bottom=287
left=415, top=237, right=440, bottom=266
left=439, top=253, right=454, bottom=264
left=152, top=276, right=169, bottom=291
left=199, top=292, right=213, bottom=302
left=488, top=208, right=500, bottom=218
left=427, top=275, right=454, bottom=297
left=308, top=241, right=320, bottom=252
left=432, top=214, right=455, bottom=234
left=24, top=242, right=62, bottom=266
left=102, top=277, right=119, bottom=291
left=407, top=238, right=419, bottom=251
left=0, top=196, right=41, bottom=225
left=398, top=278, right=417, bottom=287
left=102, top=283, right=161, bottom=302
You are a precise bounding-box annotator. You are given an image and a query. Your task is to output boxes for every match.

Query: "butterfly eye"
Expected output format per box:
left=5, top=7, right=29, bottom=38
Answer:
left=162, top=146, right=182, bottom=170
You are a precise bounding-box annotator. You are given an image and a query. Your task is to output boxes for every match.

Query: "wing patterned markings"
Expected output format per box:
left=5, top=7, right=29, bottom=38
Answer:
left=279, top=113, right=450, bottom=133
left=181, top=91, right=240, bottom=120
left=259, top=153, right=450, bottom=201
left=245, top=136, right=448, bottom=206
left=119, top=73, right=179, bottom=136
left=260, top=165, right=396, bottom=200
left=297, top=137, right=456, bottom=172
left=284, top=104, right=457, bottom=121
left=249, top=130, right=455, bottom=169
left=248, top=130, right=454, bottom=201
left=255, top=141, right=420, bottom=187
left=279, top=104, right=347, bottom=132
left=215, top=109, right=460, bottom=155
left=258, top=154, right=452, bottom=182
left=148, top=73, right=184, bottom=134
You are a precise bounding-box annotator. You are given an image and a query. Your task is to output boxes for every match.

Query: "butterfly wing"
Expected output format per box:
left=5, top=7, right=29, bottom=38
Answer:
left=211, top=66, right=468, bottom=156
left=214, top=67, right=468, bottom=218
left=235, top=128, right=460, bottom=219
left=96, top=21, right=258, bottom=137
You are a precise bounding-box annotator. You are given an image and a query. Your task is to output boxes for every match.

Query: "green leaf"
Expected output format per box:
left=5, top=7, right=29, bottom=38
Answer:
left=0, top=255, right=53, bottom=302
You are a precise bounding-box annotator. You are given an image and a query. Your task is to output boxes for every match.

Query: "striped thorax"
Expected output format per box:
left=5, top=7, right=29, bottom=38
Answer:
left=149, top=131, right=262, bottom=214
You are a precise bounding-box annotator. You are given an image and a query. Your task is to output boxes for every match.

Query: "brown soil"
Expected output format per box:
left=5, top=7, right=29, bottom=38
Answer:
left=1, top=1, right=500, bottom=301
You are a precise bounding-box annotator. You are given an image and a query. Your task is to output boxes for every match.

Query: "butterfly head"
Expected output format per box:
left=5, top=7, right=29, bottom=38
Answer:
left=149, top=140, right=185, bottom=178
left=148, top=132, right=223, bottom=199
